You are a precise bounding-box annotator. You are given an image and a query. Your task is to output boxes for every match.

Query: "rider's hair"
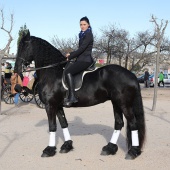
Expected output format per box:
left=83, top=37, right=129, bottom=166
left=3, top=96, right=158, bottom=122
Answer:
left=80, top=16, right=91, bottom=28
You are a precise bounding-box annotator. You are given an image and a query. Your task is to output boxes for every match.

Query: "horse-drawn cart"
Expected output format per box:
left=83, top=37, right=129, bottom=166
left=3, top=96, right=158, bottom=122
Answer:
left=1, top=73, right=45, bottom=109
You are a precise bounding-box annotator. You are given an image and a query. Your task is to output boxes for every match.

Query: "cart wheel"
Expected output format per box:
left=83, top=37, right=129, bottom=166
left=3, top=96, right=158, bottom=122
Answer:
left=3, top=85, right=14, bottom=104
left=34, top=83, right=45, bottom=109
left=19, top=91, right=34, bottom=102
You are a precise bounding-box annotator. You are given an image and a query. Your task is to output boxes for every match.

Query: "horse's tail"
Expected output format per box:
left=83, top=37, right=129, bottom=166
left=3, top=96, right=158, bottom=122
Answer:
left=126, top=84, right=146, bottom=150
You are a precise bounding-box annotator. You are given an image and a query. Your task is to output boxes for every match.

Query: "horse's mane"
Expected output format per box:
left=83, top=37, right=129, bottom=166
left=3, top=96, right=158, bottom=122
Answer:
left=30, top=36, right=66, bottom=66
left=29, top=36, right=66, bottom=86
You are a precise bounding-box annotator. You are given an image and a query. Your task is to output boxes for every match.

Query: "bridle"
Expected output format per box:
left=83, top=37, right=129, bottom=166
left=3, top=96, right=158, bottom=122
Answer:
left=19, top=57, right=68, bottom=72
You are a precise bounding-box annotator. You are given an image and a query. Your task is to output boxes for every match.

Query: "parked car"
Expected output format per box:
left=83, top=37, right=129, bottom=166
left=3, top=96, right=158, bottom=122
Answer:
left=149, top=73, right=170, bottom=87
left=137, top=74, right=153, bottom=84
left=137, top=74, right=145, bottom=83
left=149, top=74, right=154, bottom=87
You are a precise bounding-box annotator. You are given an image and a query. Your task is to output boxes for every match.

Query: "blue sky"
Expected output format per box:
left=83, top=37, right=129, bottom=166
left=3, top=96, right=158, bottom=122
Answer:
left=0, top=0, right=170, bottom=54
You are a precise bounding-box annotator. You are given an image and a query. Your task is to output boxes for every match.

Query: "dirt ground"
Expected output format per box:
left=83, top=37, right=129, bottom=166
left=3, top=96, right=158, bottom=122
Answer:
left=0, top=86, right=170, bottom=170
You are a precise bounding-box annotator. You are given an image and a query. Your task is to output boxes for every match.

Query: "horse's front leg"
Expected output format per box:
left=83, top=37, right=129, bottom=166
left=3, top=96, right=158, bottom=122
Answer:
left=41, top=104, right=57, bottom=157
left=56, top=107, right=73, bottom=153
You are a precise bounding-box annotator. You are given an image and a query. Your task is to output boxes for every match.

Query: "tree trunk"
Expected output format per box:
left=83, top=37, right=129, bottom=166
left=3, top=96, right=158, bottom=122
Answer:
left=106, top=53, right=109, bottom=64
left=119, top=55, right=122, bottom=66
left=0, top=54, right=3, bottom=114
left=109, top=49, right=112, bottom=64
left=150, top=15, right=168, bottom=111
left=152, top=42, right=160, bottom=111
left=125, top=54, right=128, bottom=69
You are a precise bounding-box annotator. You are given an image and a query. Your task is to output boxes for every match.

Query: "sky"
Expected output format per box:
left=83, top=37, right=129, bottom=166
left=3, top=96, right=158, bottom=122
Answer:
left=0, top=0, right=170, bottom=54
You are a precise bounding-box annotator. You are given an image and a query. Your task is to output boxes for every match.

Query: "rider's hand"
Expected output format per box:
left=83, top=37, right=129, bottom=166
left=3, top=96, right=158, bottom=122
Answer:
left=66, top=53, right=70, bottom=61
left=66, top=53, right=70, bottom=57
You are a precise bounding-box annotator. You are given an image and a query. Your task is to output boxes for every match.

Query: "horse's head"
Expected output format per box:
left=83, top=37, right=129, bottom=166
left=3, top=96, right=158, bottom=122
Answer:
left=14, top=30, right=33, bottom=74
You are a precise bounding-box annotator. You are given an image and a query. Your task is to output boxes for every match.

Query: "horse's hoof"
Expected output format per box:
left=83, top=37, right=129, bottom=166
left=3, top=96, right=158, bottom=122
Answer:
left=125, top=146, right=141, bottom=160
left=125, top=153, right=135, bottom=160
left=41, top=153, right=50, bottom=157
left=100, top=142, right=118, bottom=156
left=60, top=140, right=73, bottom=153
left=41, top=146, right=56, bottom=157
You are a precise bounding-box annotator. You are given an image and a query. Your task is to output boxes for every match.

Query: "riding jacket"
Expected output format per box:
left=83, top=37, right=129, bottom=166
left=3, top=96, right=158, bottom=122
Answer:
left=68, top=31, right=93, bottom=63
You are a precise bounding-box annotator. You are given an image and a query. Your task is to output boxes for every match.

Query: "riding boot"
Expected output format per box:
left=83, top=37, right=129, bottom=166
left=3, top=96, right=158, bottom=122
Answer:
left=63, top=73, right=78, bottom=107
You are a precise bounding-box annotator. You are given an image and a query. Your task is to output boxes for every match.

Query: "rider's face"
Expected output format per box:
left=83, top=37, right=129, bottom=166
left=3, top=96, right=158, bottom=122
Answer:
left=80, top=21, right=89, bottom=32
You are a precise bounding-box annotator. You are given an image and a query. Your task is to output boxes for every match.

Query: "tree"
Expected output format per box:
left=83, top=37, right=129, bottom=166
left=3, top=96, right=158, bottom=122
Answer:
left=97, top=25, right=119, bottom=64
left=51, top=35, right=79, bottom=55
left=150, top=15, right=168, bottom=111
left=0, top=8, right=14, bottom=114
left=17, top=24, right=29, bottom=47
left=130, top=31, right=156, bottom=72
left=0, top=9, right=14, bottom=55
left=95, top=25, right=129, bottom=65
left=96, top=25, right=143, bottom=68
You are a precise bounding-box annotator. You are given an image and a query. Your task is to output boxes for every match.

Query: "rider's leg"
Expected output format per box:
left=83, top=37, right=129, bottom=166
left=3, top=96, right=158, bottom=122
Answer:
left=64, top=61, right=91, bottom=107
left=64, top=73, right=78, bottom=107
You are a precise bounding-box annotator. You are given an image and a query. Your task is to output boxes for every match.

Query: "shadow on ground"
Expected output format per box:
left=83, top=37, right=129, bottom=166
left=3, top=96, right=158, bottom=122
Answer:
left=35, top=116, right=127, bottom=153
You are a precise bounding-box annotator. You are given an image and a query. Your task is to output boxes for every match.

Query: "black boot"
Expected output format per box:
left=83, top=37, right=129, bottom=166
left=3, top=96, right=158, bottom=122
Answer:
left=64, top=73, right=78, bottom=107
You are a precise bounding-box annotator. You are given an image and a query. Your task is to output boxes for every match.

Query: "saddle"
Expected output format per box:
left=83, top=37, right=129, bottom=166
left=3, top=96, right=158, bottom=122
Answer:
left=62, top=59, right=97, bottom=91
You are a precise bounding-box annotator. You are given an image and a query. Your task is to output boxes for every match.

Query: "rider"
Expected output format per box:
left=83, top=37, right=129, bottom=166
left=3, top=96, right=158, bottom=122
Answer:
left=64, top=16, right=94, bottom=107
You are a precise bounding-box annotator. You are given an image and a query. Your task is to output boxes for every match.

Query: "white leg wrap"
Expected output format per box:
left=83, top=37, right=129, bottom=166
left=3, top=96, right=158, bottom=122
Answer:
left=132, top=130, right=139, bottom=146
left=63, top=128, right=71, bottom=141
left=49, top=132, right=56, bottom=146
left=110, top=130, right=121, bottom=144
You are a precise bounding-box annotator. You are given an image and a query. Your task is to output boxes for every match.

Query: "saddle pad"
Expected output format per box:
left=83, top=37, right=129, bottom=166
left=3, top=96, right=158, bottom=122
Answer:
left=62, top=68, right=97, bottom=91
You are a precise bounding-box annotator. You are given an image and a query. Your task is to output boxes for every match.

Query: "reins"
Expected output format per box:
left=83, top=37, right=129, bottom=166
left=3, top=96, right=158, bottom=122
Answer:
left=20, top=59, right=67, bottom=72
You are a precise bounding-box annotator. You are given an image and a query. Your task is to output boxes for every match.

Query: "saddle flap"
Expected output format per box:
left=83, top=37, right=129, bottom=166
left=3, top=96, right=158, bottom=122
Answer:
left=62, top=61, right=97, bottom=91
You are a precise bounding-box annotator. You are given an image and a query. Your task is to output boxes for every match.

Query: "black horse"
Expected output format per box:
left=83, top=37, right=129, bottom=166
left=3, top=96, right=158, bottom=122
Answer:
left=15, top=31, right=145, bottom=160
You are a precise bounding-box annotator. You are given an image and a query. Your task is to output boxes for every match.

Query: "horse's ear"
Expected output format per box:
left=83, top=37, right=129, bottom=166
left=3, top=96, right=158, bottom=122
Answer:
left=23, top=30, right=30, bottom=41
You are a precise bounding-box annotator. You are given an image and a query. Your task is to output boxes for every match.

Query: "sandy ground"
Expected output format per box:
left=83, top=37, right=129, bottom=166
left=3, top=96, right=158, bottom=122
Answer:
left=0, top=86, right=170, bottom=170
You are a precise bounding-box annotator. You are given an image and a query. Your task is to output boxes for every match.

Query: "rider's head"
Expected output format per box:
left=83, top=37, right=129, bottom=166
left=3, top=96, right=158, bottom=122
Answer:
left=80, top=16, right=91, bottom=32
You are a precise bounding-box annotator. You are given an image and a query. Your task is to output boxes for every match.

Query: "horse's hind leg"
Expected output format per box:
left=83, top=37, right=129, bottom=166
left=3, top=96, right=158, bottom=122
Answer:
left=122, top=106, right=141, bottom=160
left=101, top=103, right=124, bottom=155
left=56, top=107, right=73, bottom=153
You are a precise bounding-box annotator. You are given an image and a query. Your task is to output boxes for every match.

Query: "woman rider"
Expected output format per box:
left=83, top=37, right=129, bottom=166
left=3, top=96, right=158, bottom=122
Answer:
left=64, top=16, right=94, bottom=107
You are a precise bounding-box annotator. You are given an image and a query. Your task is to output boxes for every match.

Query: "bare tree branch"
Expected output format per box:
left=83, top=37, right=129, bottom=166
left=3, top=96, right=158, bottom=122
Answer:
left=0, top=8, right=14, bottom=54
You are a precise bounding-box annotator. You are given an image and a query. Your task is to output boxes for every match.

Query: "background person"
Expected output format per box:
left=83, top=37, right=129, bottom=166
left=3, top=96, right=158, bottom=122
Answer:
left=144, top=70, right=150, bottom=88
left=23, top=66, right=35, bottom=91
left=11, top=72, right=23, bottom=106
left=1, top=63, right=5, bottom=76
left=5, top=62, right=12, bottom=73
left=158, top=71, right=164, bottom=87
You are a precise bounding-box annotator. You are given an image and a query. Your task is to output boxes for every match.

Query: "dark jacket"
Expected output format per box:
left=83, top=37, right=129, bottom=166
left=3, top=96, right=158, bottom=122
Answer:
left=68, top=31, right=93, bottom=62
left=144, top=71, right=149, bottom=81
left=6, top=63, right=12, bottom=69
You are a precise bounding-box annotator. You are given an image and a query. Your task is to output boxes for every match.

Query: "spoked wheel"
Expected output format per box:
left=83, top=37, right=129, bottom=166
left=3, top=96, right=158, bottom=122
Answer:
left=34, top=82, right=45, bottom=109
left=3, top=85, right=15, bottom=104
left=19, top=90, right=34, bottom=102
